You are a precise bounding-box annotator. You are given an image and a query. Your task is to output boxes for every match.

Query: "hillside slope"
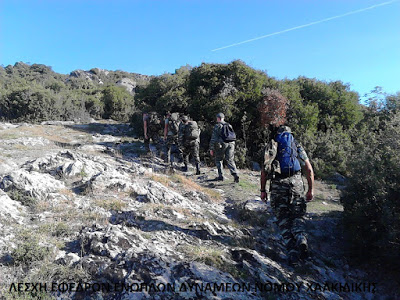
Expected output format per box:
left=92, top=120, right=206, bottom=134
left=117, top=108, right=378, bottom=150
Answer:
left=0, top=121, right=392, bottom=299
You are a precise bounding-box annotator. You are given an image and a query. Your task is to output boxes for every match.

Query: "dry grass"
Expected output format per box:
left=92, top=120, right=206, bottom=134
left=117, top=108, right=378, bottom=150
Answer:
left=151, top=174, right=222, bottom=202
left=173, top=174, right=223, bottom=202
left=80, top=210, right=109, bottom=226
left=150, top=174, right=171, bottom=186
left=94, top=198, right=127, bottom=211
left=33, top=197, right=71, bottom=214
left=307, top=198, right=343, bottom=213
left=0, top=125, right=73, bottom=144
left=180, top=244, right=225, bottom=263
left=58, top=188, right=75, bottom=198
left=178, top=244, right=243, bottom=277
left=13, top=144, right=29, bottom=151
left=0, top=132, right=19, bottom=139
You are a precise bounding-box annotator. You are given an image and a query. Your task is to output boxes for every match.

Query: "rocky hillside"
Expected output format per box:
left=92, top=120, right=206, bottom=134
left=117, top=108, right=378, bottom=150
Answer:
left=0, top=121, right=393, bottom=299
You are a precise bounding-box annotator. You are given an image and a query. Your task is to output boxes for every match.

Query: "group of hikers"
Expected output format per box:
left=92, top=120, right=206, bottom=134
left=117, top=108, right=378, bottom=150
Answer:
left=143, top=111, right=239, bottom=182
left=142, top=109, right=314, bottom=266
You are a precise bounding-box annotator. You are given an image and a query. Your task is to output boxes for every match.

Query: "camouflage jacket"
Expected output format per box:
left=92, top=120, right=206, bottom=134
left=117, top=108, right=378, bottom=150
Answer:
left=165, top=117, right=180, bottom=137
left=178, top=123, right=190, bottom=146
left=209, top=121, right=230, bottom=150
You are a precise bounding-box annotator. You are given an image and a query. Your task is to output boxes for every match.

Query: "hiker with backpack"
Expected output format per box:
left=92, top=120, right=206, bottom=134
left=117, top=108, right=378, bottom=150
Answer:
left=178, top=115, right=201, bottom=175
left=163, top=112, right=183, bottom=167
left=260, top=123, right=314, bottom=266
left=143, top=111, right=162, bottom=154
left=209, top=113, right=239, bottom=183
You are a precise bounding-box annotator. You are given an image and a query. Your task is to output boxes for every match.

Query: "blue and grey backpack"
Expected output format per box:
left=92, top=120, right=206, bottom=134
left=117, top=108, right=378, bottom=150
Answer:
left=275, top=130, right=301, bottom=176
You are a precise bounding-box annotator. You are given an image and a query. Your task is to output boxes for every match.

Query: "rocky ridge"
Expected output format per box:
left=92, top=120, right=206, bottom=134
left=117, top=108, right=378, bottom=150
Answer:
left=0, top=121, right=391, bottom=299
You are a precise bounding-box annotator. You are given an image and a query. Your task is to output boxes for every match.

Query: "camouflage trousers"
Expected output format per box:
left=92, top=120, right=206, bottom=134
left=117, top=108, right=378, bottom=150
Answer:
left=165, top=135, right=182, bottom=164
left=144, top=131, right=160, bottom=153
left=270, top=173, right=307, bottom=258
left=182, top=140, right=200, bottom=166
left=215, top=142, right=238, bottom=177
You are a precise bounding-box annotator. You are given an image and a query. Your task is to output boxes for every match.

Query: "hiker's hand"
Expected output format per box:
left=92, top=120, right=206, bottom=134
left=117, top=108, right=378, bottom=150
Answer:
left=210, top=150, right=214, bottom=156
left=163, top=136, right=167, bottom=142
left=145, top=134, right=148, bottom=140
left=306, top=189, right=313, bottom=202
left=261, top=191, right=267, bottom=201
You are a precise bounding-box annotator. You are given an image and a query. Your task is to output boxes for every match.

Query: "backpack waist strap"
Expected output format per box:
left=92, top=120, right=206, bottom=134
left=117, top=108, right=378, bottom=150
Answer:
left=274, top=170, right=301, bottom=179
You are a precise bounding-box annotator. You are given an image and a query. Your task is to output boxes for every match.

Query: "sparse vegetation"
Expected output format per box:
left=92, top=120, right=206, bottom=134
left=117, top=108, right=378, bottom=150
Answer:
left=94, top=198, right=127, bottom=211
left=150, top=173, right=223, bottom=202
left=238, top=178, right=258, bottom=191
left=11, top=229, right=52, bottom=266
left=7, top=189, right=37, bottom=208
left=79, top=166, right=87, bottom=180
left=307, top=199, right=343, bottom=213
left=0, top=60, right=399, bottom=296
left=38, top=222, right=72, bottom=238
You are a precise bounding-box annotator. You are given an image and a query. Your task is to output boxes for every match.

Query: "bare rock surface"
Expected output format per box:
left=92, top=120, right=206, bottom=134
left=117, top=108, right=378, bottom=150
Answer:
left=0, top=190, right=25, bottom=223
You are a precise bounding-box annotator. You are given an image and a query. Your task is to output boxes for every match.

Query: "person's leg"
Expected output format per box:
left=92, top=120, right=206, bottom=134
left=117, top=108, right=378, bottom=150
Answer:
left=215, top=146, right=225, bottom=180
left=225, top=142, right=239, bottom=182
left=182, top=145, right=190, bottom=172
left=192, top=141, right=201, bottom=175
left=152, top=133, right=161, bottom=157
left=144, top=136, right=150, bottom=152
left=165, top=140, right=172, bottom=164
left=271, top=179, right=298, bottom=264
left=290, top=174, right=308, bottom=259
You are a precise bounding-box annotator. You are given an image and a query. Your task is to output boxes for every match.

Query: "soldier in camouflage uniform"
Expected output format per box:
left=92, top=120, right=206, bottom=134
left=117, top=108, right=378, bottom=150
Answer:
left=163, top=112, right=183, bottom=167
left=209, top=113, right=239, bottom=182
left=260, top=125, right=314, bottom=265
left=143, top=112, right=161, bottom=154
left=179, top=115, right=201, bottom=175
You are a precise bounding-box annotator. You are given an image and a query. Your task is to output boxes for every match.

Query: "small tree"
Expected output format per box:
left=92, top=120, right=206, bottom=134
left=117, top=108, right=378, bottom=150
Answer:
left=101, top=85, right=134, bottom=121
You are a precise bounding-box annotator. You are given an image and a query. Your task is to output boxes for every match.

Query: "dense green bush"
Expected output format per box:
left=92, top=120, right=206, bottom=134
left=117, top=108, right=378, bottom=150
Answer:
left=0, top=86, right=58, bottom=122
left=101, top=85, right=135, bottom=121
left=342, top=97, right=400, bottom=267
left=0, top=62, right=145, bottom=122
left=134, top=61, right=363, bottom=174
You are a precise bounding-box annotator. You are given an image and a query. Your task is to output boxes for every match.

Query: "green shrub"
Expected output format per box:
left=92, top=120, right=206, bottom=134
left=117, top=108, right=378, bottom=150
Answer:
left=342, top=108, right=400, bottom=266
left=7, top=189, right=37, bottom=207
left=101, top=85, right=135, bottom=121
left=11, top=230, right=51, bottom=266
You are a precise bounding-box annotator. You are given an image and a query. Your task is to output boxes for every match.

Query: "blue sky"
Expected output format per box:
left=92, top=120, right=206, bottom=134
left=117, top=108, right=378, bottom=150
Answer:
left=1, top=0, right=399, bottom=99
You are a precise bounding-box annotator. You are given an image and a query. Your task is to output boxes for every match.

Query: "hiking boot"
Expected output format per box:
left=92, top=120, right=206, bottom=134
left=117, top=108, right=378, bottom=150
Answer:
left=214, top=176, right=224, bottom=181
left=299, top=241, right=309, bottom=259
left=288, top=251, right=300, bottom=267
left=182, top=166, right=188, bottom=172
left=233, top=175, right=239, bottom=183
left=196, top=169, right=201, bottom=175
left=195, top=163, right=201, bottom=175
left=168, top=166, right=175, bottom=174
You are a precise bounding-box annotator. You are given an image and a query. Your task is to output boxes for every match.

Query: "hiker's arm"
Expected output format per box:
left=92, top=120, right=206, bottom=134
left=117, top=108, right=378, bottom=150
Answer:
left=260, top=169, right=268, bottom=201
left=143, top=120, right=148, bottom=139
left=163, top=120, right=168, bottom=141
left=209, top=124, right=218, bottom=155
left=304, top=159, right=314, bottom=201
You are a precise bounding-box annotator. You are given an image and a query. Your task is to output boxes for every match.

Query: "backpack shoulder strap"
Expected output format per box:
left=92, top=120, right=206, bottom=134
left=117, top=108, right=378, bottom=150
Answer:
left=264, top=139, right=278, bottom=173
